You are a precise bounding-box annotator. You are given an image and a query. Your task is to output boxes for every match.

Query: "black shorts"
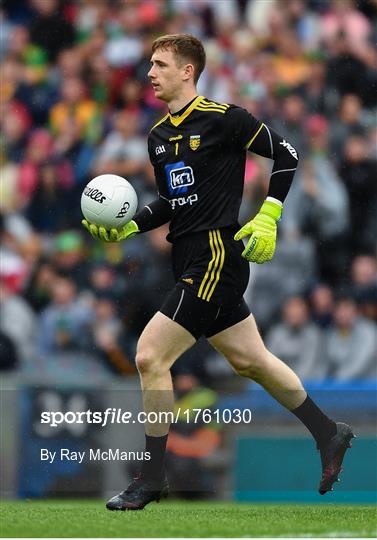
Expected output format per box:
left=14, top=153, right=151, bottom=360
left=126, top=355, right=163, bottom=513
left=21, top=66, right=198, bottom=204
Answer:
left=160, top=228, right=251, bottom=339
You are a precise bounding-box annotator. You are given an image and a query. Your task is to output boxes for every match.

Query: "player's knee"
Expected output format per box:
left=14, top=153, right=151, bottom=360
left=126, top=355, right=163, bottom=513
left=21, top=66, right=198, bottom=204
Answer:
left=135, top=348, right=158, bottom=375
left=234, top=350, right=269, bottom=381
left=236, top=363, right=263, bottom=380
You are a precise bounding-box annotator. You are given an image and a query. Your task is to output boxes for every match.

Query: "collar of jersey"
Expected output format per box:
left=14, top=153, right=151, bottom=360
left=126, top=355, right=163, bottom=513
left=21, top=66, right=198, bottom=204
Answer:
left=168, top=95, right=204, bottom=127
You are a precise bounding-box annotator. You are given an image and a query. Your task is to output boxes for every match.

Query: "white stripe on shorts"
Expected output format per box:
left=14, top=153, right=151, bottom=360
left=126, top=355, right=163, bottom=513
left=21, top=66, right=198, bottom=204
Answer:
left=172, top=289, right=185, bottom=321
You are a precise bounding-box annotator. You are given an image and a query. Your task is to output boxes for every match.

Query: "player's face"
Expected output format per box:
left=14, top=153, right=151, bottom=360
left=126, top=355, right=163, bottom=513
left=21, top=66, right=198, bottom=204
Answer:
left=148, top=49, right=187, bottom=102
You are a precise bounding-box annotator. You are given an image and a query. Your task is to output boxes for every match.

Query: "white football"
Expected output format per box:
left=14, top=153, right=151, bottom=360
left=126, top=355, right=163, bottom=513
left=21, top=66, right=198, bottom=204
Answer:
left=81, top=174, right=138, bottom=229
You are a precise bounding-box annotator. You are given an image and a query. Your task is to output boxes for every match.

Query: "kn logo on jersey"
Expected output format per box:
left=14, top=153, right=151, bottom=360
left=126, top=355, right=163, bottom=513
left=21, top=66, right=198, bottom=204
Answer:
left=165, top=162, right=195, bottom=195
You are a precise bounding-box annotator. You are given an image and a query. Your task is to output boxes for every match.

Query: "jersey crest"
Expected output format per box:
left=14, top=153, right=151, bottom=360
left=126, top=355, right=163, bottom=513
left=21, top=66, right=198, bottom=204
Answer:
left=189, top=135, right=201, bottom=151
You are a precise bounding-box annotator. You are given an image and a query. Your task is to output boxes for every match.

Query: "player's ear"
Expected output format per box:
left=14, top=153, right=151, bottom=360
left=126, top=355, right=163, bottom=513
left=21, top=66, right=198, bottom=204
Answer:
left=182, top=63, right=195, bottom=82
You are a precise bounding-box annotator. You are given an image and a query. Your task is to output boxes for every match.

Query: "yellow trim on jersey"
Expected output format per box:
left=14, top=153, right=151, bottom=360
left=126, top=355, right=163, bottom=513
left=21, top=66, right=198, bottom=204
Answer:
left=195, top=99, right=229, bottom=114
left=201, top=98, right=229, bottom=106
left=200, top=100, right=229, bottom=111
left=198, top=230, right=225, bottom=302
left=169, top=95, right=204, bottom=127
left=195, top=106, right=227, bottom=114
left=150, top=113, right=169, bottom=132
left=150, top=98, right=230, bottom=131
left=245, top=122, right=264, bottom=149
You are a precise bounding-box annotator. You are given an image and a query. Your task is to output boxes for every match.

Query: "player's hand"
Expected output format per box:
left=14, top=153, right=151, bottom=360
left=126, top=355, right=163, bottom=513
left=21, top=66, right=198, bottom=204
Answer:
left=234, top=200, right=282, bottom=264
left=81, top=219, right=139, bottom=242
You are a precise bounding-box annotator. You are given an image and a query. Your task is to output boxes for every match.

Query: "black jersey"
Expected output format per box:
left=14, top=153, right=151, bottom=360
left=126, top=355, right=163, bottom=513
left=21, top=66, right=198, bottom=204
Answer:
left=147, top=96, right=262, bottom=242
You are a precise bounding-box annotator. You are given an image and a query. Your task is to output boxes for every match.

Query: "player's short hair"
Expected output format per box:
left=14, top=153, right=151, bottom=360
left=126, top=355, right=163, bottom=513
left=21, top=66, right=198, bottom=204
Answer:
left=151, top=34, right=206, bottom=84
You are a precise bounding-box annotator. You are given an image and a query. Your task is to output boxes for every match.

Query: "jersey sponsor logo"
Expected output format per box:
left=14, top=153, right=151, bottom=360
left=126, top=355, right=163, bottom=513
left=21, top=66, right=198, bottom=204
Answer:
left=84, top=187, right=107, bottom=204
left=116, top=202, right=130, bottom=218
left=170, top=167, right=194, bottom=189
left=155, top=145, right=166, bottom=155
left=189, top=135, right=200, bottom=151
left=169, top=193, right=198, bottom=210
left=165, top=161, right=195, bottom=195
left=279, top=140, right=298, bottom=160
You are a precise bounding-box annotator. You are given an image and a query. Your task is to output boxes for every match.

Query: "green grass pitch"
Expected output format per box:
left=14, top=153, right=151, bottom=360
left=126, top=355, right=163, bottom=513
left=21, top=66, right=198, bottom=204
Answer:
left=1, top=500, right=376, bottom=538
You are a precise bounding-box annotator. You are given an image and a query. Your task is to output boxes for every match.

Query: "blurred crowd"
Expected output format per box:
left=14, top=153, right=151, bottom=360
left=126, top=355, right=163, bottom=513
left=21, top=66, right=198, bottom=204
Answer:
left=0, top=0, right=376, bottom=382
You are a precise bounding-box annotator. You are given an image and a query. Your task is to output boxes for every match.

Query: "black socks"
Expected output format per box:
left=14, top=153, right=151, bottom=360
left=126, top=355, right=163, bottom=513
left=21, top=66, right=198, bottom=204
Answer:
left=292, top=396, right=337, bottom=447
left=141, top=434, right=168, bottom=481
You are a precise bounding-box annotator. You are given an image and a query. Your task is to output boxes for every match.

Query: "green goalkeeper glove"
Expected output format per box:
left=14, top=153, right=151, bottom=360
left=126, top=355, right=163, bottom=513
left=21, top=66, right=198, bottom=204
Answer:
left=234, top=200, right=282, bottom=264
left=81, top=219, right=139, bottom=242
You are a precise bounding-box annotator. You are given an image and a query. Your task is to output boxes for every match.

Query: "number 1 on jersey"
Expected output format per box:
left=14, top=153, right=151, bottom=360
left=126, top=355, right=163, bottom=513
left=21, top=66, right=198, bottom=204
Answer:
left=175, top=142, right=179, bottom=155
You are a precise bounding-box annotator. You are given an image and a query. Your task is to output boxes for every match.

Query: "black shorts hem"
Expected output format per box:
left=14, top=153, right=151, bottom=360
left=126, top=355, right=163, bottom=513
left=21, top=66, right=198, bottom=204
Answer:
left=159, top=283, right=250, bottom=340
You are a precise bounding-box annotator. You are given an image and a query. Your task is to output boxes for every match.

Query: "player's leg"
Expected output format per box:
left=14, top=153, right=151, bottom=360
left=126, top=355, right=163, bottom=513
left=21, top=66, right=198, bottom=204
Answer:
left=209, top=313, right=307, bottom=409
left=106, top=310, right=196, bottom=510
left=136, top=310, right=196, bottom=481
left=208, top=312, right=354, bottom=494
left=136, top=311, right=195, bottom=432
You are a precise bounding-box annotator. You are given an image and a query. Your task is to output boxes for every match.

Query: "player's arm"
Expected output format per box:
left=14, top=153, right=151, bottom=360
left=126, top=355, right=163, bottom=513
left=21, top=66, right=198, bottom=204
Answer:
left=132, top=196, right=173, bottom=232
left=228, top=108, right=299, bottom=263
left=82, top=195, right=172, bottom=242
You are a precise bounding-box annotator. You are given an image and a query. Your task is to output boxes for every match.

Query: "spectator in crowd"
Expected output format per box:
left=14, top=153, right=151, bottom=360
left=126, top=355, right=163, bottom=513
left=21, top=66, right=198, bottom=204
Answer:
left=351, top=255, right=377, bottom=322
left=89, top=263, right=125, bottom=303
left=52, top=231, right=90, bottom=289
left=29, top=0, right=74, bottom=62
left=53, top=47, right=84, bottom=84
left=166, top=373, right=221, bottom=498
left=115, top=77, right=155, bottom=134
left=93, top=110, right=147, bottom=178
left=25, top=160, right=73, bottom=232
left=247, top=233, right=317, bottom=334
left=73, top=0, right=109, bottom=40
left=339, top=135, right=377, bottom=254
left=2, top=100, right=31, bottom=163
left=320, top=0, right=372, bottom=53
left=197, top=40, right=231, bottom=105
left=282, top=0, right=322, bottom=52
left=296, top=55, right=334, bottom=116
left=324, top=297, right=376, bottom=380
left=282, top=115, right=350, bottom=284
left=0, top=330, right=19, bottom=371
left=0, top=280, right=36, bottom=361
left=18, top=129, right=55, bottom=206
left=329, top=94, right=367, bottom=161
left=53, top=114, right=96, bottom=187
left=266, top=296, right=324, bottom=380
left=23, top=261, right=58, bottom=313
left=7, top=27, right=58, bottom=126
left=90, top=295, right=136, bottom=376
left=272, top=30, right=311, bottom=88
left=326, top=31, right=373, bottom=105
left=309, top=283, right=334, bottom=329
left=0, top=143, right=20, bottom=214
left=50, top=76, right=102, bottom=145
left=104, top=3, right=144, bottom=68
left=271, top=93, right=307, bottom=157
left=37, top=275, right=92, bottom=356
left=0, top=213, right=34, bottom=294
